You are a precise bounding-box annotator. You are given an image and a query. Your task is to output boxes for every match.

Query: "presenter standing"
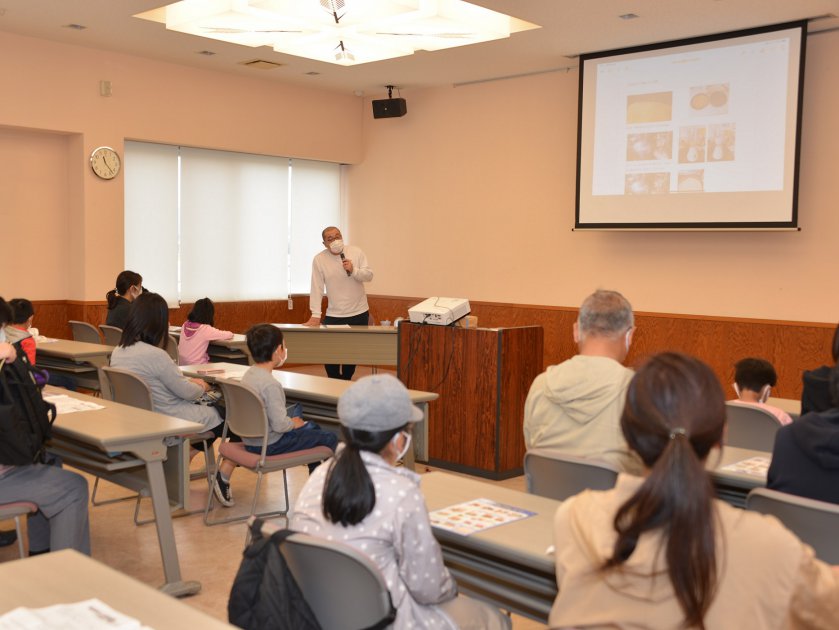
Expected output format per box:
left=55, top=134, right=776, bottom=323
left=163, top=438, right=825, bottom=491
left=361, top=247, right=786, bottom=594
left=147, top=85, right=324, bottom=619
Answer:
left=304, top=226, right=373, bottom=380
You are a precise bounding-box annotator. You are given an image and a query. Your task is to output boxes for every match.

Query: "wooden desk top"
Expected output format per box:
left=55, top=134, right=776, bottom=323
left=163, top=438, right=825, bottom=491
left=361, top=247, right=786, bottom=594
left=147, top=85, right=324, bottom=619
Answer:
left=45, top=387, right=204, bottom=454
left=0, top=550, right=231, bottom=628
left=767, top=396, right=802, bottom=417
left=181, top=363, right=438, bottom=404
left=35, top=338, right=112, bottom=359
left=421, top=471, right=558, bottom=572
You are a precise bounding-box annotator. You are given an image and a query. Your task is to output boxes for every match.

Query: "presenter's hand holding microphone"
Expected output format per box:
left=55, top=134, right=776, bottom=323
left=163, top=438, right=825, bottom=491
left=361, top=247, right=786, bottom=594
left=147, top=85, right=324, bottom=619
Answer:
left=330, top=238, right=353, bottom=276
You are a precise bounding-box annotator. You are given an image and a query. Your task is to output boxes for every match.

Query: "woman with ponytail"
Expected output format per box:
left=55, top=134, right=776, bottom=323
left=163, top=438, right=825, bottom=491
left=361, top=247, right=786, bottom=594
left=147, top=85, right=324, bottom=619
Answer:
left=291, top=374, right=510, bottom=630
left=105, top=270, right=143, bottom=328
left=549, top=352, right=839, bottom=629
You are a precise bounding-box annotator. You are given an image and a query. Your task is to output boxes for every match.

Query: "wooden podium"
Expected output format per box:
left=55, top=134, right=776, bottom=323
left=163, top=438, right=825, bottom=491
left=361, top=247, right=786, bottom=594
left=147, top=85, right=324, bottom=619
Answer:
left=397, top=322, right=543, bottom=479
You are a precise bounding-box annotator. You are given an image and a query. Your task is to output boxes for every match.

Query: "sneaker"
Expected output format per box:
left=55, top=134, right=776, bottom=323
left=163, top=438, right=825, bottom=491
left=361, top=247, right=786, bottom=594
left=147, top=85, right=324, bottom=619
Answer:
left=213, top=472, right=234, bottom=507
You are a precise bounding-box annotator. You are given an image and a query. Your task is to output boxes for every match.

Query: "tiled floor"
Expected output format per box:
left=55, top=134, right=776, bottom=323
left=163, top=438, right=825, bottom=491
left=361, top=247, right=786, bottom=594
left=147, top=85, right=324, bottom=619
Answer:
left=0, top=365, right=547, bottom=629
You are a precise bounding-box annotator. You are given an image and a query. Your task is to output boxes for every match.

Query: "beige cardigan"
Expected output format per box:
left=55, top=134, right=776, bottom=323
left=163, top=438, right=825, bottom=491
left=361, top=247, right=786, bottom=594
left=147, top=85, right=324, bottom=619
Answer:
left=550, top=474, right=839, bottom=629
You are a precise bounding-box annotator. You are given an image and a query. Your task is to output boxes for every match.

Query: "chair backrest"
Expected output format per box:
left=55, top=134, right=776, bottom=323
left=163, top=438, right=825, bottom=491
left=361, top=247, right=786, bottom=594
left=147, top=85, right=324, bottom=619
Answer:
left=746, top=488, right=839, bottom=564
left=99, top=324, right=123, bottom=347
left=217, top=378, right=270, bottom=440
left=166, top=334, right=179, bottom=363
left=280, top=531, right=395, bottom=630
left=101, top=366, right=154, bottom=411
left=68, top=320, right=102, bottom=344
left=524, top=449, right=619, bottom=500
left=725, top=403, right=780, bottom=451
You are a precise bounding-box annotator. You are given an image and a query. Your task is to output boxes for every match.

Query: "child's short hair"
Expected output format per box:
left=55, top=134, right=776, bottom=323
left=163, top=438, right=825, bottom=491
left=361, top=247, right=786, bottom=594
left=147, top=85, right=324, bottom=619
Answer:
left=734, top=358, right=777, bottom=392
left=246, top=324, right=284, bottom=363
left=187, top=298, right=215, bottom=326
left=9, top=298, right=34, bottom=325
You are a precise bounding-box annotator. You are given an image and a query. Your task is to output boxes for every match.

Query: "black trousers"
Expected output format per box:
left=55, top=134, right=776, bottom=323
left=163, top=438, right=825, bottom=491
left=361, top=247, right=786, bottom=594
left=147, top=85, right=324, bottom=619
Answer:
left=322, top=310, right=370, bottom=380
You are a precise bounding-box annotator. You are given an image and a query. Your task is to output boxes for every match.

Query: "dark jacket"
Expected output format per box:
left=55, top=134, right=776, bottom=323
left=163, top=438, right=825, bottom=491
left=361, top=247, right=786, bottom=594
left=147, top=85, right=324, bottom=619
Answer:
left=801, top=365, right=833, bottom=415
left=105, top=296, right=131, bottom=329
left=767, top=408, right=839, bottom=505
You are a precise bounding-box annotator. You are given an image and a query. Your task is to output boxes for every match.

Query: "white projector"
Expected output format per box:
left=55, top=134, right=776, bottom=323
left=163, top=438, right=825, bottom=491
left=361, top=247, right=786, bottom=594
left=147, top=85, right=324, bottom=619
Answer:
left=408, top=297, right=471, bottom=326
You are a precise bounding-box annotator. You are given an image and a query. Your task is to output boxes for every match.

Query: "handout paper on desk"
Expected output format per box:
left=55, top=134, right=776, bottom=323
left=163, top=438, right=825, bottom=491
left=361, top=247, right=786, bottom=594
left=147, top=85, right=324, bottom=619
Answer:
left=43, top=394, right=105, bottom=415
left=34, top=337, right=59, bottom=345
left=719, top=456, right=770, bottom=477
left=430, top=498, right=535, bottom=536
left=0, top=598, right=150, bottom=630
left=323, top=324, right=352, bottom=328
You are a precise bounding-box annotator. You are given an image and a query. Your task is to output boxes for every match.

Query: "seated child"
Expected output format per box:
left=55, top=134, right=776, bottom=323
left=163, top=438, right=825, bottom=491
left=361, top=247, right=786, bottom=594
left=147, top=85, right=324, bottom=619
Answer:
left=5, top=298, right=76, bottom=390
left=730, top=357, right=792, bottom=425
left=240, top=324, right=338, bottom=469
left=177, top=297, right=233, bottom=366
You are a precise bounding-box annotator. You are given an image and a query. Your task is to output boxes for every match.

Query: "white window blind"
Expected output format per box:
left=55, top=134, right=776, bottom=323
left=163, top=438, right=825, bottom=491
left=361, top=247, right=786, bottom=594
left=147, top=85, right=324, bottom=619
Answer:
left=289, top=159, right=341, bottom=294
left=124, top=143, right=341, bottom=304
left=124, top=141, right=179, bottom=304
left=179, top=147, right=289, bottom=301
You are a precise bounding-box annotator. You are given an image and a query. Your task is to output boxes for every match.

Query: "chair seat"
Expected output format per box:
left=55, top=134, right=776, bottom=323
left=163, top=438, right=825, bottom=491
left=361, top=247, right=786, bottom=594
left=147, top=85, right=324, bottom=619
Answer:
left=219, top=442, right=333, bottom=471
left=0, top=502, right=39, bottom=517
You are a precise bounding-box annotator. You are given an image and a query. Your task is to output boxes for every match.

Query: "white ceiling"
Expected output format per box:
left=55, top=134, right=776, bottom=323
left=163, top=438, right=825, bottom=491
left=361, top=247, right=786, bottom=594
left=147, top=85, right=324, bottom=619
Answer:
left=1, top=0, right=837, bottom=97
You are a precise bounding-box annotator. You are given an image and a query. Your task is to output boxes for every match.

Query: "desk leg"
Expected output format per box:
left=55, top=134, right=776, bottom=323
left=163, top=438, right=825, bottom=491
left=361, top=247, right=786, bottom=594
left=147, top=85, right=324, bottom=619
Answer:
left=145, top=459, right=202, bottom=597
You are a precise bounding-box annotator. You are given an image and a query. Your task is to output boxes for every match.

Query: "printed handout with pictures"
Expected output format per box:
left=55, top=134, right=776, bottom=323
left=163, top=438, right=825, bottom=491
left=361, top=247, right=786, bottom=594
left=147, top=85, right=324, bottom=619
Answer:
left=719, top=456, right=770, bottom=477
left=430, top=498, right=535, bottom=536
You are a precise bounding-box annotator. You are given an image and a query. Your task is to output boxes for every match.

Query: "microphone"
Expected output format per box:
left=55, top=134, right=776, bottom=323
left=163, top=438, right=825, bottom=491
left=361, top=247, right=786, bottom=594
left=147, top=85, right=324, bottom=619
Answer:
left=339, top=252, right=351, bottom=276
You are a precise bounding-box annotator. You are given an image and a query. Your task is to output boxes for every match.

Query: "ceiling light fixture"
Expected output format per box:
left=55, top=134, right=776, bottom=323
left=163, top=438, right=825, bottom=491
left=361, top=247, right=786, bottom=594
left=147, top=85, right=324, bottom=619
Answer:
left=135, top=0, right=539, bottom=66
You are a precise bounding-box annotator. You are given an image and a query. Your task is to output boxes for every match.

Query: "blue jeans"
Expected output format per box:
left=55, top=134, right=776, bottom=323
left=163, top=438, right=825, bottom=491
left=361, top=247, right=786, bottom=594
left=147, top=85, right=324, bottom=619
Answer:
left=244, top=422, right=338, bottom=472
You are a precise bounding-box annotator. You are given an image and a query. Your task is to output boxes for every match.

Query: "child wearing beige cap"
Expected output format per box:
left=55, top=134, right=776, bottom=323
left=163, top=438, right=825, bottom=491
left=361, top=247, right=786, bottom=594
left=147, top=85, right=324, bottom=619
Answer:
left=291, top=374, right=510, bottom=629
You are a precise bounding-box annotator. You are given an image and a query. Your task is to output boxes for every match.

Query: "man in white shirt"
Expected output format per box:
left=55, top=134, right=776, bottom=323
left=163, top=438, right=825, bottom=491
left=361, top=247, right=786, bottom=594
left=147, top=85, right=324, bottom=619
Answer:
left=305, top=226, right=374, bottom=380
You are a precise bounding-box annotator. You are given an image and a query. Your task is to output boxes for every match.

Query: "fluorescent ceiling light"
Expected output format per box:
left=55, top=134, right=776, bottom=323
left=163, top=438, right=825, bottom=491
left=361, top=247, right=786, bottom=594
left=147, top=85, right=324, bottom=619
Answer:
left=136, top=0, right=539, bottom=66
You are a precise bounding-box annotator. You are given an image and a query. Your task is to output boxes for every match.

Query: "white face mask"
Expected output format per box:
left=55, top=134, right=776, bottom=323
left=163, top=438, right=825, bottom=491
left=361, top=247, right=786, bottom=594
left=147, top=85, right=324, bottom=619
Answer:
left=392, top=431, right=412, bottom=462
left=329, top=239, right=344, bottom=254
left=0, top=328, right=6, bottom=343
left=275, top=346, right=288, bottom=367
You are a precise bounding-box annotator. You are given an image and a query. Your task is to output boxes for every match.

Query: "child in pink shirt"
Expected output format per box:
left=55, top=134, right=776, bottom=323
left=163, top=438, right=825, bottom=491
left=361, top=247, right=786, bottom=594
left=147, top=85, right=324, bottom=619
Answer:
left=731, top=357, right=793, bottom=425
left=177, top=298, right=233, bottom=366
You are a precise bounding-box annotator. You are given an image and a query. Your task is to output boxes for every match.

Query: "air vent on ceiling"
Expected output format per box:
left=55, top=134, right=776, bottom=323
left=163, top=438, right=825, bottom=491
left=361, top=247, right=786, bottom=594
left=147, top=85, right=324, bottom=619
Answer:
left=239, top=59, right=284, bottom=70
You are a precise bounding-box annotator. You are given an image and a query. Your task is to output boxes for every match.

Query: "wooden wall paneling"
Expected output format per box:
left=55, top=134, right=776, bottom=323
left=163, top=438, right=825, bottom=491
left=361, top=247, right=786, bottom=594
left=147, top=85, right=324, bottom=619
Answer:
left=27, top=300, right=67, bottom=340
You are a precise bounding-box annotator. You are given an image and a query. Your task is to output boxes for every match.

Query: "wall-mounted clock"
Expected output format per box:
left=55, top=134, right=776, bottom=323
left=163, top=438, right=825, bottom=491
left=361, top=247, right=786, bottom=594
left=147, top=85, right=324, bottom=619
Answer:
left=90, top=146, right=121, bottom=180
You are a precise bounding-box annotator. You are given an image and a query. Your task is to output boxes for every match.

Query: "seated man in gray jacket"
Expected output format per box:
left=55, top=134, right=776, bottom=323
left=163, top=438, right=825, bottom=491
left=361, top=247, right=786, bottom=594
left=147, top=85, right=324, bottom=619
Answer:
left=523, top=289, right=642, bottom=474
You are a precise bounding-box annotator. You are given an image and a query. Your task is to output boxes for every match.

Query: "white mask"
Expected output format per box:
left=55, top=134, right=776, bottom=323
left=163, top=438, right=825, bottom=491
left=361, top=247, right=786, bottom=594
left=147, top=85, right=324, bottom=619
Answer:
left=392, top=431, right=412, bottom=462
left=0, top=328, right=6, bottom=343
left=329, top=239, right=344, bottom=254
left=275, top=346, right=288, bottom=367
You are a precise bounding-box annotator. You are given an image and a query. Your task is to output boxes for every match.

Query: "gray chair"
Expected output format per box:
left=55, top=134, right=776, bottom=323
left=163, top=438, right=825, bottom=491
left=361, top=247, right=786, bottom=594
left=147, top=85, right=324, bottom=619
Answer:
left=68, top=320, right=102, bottom=344
left=100, top=366, right=216, bottom=521
left=166, top=334, right=179, bottom=363
left=725, top=402, right=781, bottom=451
left=254, top=519, right=396, bottom=630
left=746, top=487, right=839, bottom=564
left=205, top=379, right=334, bottom=526
left=524, top=449, right=619, bottom=501
left=0, top=502, right=38, bottom=558
left=98, top=324, right=123, bottom=347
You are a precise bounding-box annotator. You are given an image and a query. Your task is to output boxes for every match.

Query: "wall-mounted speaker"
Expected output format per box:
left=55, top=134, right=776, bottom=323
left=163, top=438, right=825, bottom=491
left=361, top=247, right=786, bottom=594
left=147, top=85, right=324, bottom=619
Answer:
left=372, top=97, right=407, bottom=119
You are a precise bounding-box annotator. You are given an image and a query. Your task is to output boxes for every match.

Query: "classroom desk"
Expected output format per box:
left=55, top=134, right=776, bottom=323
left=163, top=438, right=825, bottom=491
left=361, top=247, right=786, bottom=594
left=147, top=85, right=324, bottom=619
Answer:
left=180, top=362, right=437, bottom=464
left=272, top=324, right=397, bottom=366
left=421, top=472, right=559, bottom=623
left=35, top=338, right=112, bottom=393
left=709, top=445, right=770, bottom=507
left=0, top=550, right=232, bottom=628
left=767, top=396, right=801, bottom=421
left=44, top=386, right=205, bottom=597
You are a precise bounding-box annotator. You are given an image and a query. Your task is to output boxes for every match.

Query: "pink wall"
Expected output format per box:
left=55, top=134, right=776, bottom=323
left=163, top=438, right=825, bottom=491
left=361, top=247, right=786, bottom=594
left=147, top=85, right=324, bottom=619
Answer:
left=0, top=32, right=362, bottom=300
left=347, top=31, right=839, bottom=323
left=3, top=29, right=839, bottom=325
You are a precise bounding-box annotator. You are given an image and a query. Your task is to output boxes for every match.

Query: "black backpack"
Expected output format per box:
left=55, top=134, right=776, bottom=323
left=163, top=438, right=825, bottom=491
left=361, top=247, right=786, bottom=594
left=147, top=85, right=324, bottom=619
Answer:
left=0, top=348, right=56, bottom=466
left=228, top=520, right=322, bottom=630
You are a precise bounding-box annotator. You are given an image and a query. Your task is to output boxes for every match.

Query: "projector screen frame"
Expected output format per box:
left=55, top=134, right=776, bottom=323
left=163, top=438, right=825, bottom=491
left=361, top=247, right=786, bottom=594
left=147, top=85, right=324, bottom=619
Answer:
left=574, top=20, right=808, bottom=231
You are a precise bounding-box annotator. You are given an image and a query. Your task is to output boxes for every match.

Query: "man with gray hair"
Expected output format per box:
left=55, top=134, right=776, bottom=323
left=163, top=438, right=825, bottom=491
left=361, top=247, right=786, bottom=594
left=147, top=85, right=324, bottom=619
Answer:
left=523, top=290, right=642, bottom=473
